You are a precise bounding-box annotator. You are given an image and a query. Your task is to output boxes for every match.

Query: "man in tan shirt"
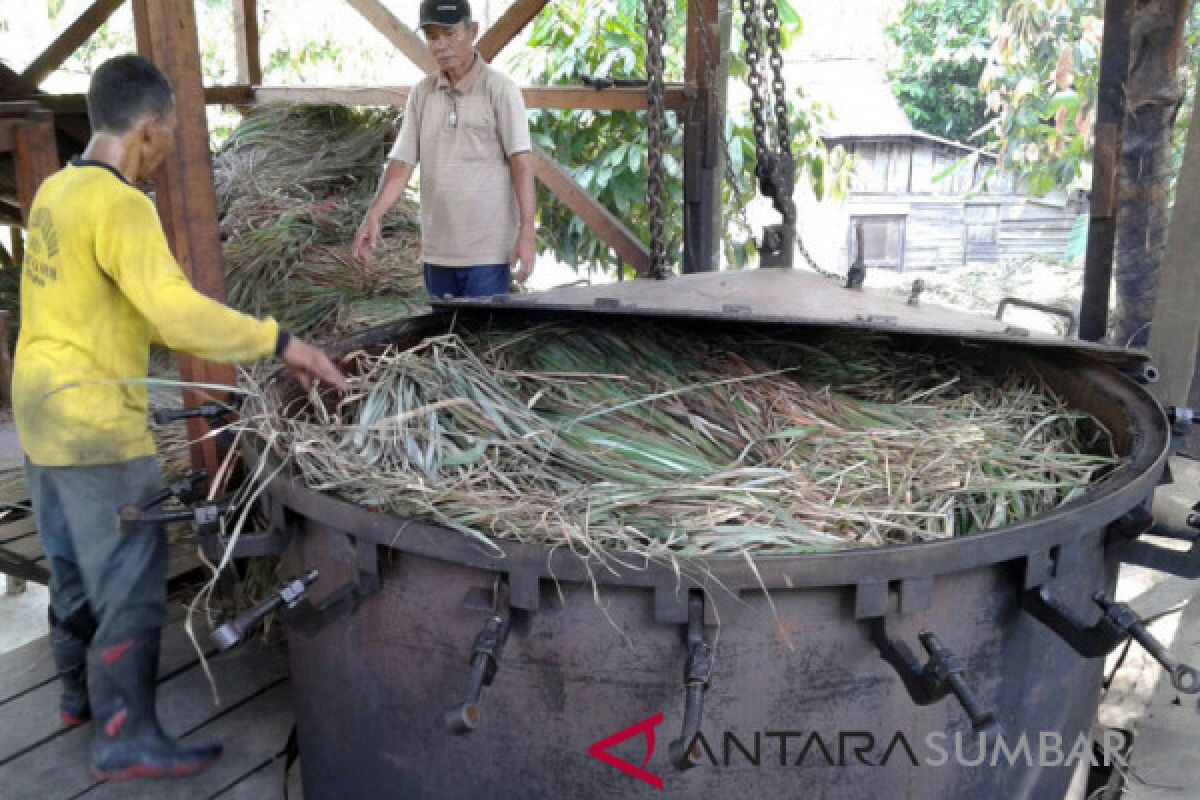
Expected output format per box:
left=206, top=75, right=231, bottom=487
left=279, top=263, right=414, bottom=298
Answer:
left=353, top=0, right=536, bottom=297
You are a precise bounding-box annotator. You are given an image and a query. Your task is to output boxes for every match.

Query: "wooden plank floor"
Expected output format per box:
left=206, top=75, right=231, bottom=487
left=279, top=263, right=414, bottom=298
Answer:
left=1123, top=593, right=1200, bottom=799
left=0, top=513, right=204, bottom=589
left=0, top=608, right=294, bottom=799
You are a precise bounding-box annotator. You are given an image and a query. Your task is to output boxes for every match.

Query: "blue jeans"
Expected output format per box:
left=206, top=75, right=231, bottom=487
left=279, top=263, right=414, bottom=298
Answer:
left=26, top=456, right=168, bottom=643
left=423, top=263, right=511, bottom=299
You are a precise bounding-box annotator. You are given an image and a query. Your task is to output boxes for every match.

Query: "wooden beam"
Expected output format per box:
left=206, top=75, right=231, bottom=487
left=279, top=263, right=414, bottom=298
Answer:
left=0, top=65, right=35, bottom=98
left=12, top=110, right=59, bottom=225
left=533, top=149, right=651, bottom=275
left=9, top=227, right=22, bottom=266
left=477, top=0, right=551, bottom=62
left=206, top=85, right=256, bottom=105
left=343, top=0, right=438, bottom=74
left=251, top=84, right=689, bottom=111
left=682, top=0, right=731, bottom=274
left=29, top=85, right=255, bottom=114
left=1079, top=0, right=1133, bottom=341
left=18, top=0, right=127, bottom=89
left=133, top=0, right=233, bottom=479
left=233, top=0, right=262, bottom=86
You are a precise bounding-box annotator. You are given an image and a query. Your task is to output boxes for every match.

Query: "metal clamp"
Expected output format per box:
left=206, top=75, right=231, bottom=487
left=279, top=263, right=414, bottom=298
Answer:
left=283, top=536, right=381, bottom=639
left=153, top=401, right=234, bottom=427
left=214, top=570, right=318, bottom=650
left=994, top=297, right=1078, bottom=337
left=868, top=619, right=1000, bottom=737
left=118, top=500, right=228, bottom=534
left=1110, top=507, right=1200, bottom=580
left=445, top=578, right=528, bottom=734
left=907, top=279, right=926, bottom=306
left=668, top=593, right=714, bottom=770
left=1021, top=586, right=1200, bottom=694
left=760, top=223, right=795, bottom=268
left=581, top=75, right=649, bottom=90
left=846, top=222, right=866, bottom=290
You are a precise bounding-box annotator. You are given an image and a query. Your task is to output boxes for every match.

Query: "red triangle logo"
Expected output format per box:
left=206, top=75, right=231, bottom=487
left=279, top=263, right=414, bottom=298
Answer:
left=587, top=712, right=665, bottom=789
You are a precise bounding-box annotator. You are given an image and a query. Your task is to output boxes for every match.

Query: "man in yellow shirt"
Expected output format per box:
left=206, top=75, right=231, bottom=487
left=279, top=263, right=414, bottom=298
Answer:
left=13, top=54, right=348, bottom=781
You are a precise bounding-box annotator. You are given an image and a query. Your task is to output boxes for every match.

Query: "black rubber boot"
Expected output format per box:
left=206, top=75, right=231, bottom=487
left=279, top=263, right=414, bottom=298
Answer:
left=88, top=628, right=222, bottom=781
left=48, top=607, right=96, bottom=728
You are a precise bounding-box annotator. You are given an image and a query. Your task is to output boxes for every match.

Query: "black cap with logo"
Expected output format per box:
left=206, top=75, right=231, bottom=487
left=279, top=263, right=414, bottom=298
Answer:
left=419, top=0, right=472, bottom=28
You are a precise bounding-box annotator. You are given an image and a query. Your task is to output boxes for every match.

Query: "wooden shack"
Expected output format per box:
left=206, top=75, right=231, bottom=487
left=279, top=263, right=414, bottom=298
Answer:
left=822, top=131, right=1086, bottom=272
left=787, top=59, right=1085, bottom=274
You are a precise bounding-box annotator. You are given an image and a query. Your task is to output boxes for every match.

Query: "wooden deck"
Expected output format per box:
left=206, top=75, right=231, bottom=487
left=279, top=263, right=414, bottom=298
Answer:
left=0, top=511, right=204, bottom=589
left=0, top=608, right=295, bottom=799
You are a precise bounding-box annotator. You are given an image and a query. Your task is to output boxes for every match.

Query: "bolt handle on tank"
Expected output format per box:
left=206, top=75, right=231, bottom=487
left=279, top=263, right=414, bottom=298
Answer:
left=445, top=609, right=513, bottom=734
left=213, top=570, right=319, bottom=651
left=1093, top=594, right=1200, bottom=694
left=669, top=594, right=714, bottom=770
left=918, top=632, right=999, bottom=734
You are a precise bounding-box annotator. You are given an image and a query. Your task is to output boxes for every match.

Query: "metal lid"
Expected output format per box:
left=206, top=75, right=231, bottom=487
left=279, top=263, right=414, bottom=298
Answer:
left=434, top=269, right=1148, bottom=369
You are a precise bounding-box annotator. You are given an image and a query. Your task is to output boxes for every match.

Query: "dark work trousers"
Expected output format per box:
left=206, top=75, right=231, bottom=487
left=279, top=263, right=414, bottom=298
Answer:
left=423, top=263, right=511, bottom=299
left=25, top=456, right=168, bottom=645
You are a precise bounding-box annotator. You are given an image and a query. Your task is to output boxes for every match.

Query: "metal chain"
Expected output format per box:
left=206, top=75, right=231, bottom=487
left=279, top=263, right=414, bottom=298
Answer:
left=645, top=0, right=670, bottom=280
left=739, top=0, right=770, bottom=184
left=738, top=0, right=839, bottom=279
left=646, top=0, right=840, bottom=281
left=762, top=0, right=795, bottom=226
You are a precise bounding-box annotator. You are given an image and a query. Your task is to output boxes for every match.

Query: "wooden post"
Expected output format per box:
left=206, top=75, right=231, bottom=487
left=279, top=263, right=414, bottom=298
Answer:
left=682, top=0, right=731, bottom=274
left=233, top=0, right=262, bottom=86
left=10, top=227, right=23, bottom=267
left=1079, top=0, right=1133, bottom=341
left=11, top=109, right=59, bottom=225
left=132, top=0, right=234, bottom=479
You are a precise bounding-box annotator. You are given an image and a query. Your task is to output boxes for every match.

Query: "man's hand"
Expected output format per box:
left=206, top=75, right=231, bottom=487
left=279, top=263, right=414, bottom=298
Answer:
left=512, top=228, right=536, bottom=284
left=282, top=338, right=350, bottom=392
left=352, top=215, right=382, bottom=266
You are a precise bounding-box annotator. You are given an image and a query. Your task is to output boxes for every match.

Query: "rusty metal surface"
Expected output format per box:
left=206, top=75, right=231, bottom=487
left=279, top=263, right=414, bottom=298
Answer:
left=283, top=525, right=1115, bottom=799
left=434, top=270, right=1148, bottom=367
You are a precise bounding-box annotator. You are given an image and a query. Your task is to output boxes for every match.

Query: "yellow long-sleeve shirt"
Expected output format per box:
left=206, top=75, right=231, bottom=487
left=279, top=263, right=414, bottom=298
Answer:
left=14, top=160, right=279, bottom=466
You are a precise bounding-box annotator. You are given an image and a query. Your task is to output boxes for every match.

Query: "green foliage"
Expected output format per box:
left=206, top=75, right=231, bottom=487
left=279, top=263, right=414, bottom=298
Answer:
left=506, top=0, right=848, bottom=274
left=886, top=0, right=993, bottom=144
left=980, top=0, right=1102, bottom=196
left=888, top=0, right=1200, bottom=201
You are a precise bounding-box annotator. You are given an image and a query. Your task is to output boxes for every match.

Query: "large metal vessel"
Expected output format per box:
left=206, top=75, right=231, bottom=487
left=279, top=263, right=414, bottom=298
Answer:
left=242, top=271, right=1199, bottom=799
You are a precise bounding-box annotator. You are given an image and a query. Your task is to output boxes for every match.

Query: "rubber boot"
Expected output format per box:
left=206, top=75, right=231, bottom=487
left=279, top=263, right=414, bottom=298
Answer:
left=48, top=607, right=96, bottom=728
left=88, top=628, right=222, bottom=781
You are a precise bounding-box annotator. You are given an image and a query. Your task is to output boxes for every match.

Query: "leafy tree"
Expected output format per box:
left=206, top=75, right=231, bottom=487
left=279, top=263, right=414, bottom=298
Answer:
left=507, top=0, right=850, bottom=274
left=980, top=0, right=1103, bottom=196
left=886, top=0, right=993, bottom=145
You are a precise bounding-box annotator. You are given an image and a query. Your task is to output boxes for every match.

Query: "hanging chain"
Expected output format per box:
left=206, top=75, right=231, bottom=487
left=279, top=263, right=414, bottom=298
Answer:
left=762, top=0, right=795, bottom=226
left=645, top=0, right=671, bottom=280
left=739, top=0, right=770, bottom=181
left=737, top=0, right=839, bottom=277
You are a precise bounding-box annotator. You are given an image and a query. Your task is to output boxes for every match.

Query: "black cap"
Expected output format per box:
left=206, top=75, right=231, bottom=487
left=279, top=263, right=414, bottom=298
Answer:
left=419, top=0, right=472, bottom=28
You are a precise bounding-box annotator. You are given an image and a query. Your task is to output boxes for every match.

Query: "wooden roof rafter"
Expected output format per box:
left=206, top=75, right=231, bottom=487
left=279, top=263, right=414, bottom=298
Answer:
left=4, top=0, right=729, bottom=279
left=17, top=0, right=128, bottom=90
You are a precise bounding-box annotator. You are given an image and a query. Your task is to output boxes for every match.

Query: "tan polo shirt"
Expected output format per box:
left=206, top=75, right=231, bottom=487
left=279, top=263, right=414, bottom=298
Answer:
left=388, top=54, right=532, bottom=267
